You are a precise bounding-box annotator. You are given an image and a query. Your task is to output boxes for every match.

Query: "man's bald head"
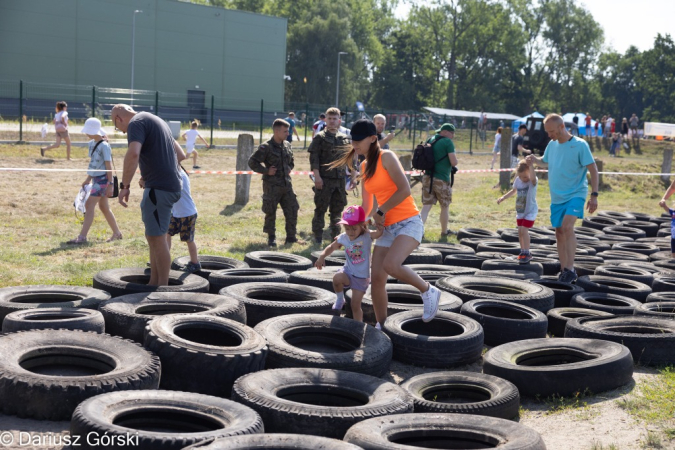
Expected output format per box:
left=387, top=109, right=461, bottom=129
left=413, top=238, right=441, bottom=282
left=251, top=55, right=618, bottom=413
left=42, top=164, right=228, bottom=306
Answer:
left=543, top=114, right=564, bottom=127
left=111, top=104, right=137, bottom=133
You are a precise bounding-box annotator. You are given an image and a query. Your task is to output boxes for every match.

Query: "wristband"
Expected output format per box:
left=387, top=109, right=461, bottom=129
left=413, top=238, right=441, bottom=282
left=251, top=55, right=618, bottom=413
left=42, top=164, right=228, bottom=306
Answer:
left=590, top=192, right=599, bottom=197
left=119, top=183, right=130, bottom=190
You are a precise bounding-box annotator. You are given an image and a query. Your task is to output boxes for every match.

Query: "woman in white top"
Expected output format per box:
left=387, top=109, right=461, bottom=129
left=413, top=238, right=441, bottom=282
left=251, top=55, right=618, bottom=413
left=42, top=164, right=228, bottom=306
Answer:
left=41, top=101, right=72, bottom=160
left=490, top=127, right=503, bottom=170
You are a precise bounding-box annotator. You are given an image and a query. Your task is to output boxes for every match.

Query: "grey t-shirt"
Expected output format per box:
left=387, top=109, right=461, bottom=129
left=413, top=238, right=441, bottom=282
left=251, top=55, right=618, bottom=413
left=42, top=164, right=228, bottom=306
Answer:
left=127, top=112, right=181, bottom=192
left=337, top=232, right=372, bottom=279
left=513, top=177, right=538, bottom=220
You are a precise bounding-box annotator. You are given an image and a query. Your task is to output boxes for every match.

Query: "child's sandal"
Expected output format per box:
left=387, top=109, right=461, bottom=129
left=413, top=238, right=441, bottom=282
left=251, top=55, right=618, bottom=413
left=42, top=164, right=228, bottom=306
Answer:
left=106, top=233, right=123, bottom=242
left=67, top=235, right=87, bottom=244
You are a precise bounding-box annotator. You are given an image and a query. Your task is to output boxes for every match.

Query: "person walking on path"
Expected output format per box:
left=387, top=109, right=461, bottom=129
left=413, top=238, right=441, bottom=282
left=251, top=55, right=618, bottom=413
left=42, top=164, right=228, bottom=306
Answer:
left=490, top=127, right=502, bottom=170
left=181, top=120, right=210, bottom=169
left=112, top=104, right=186, bottom=287
left=248, top=119, right=303, bottom=247
left=284, top=112, right=301, bottom=143
left=526, top=114, right=599, bottom=284
left=330, top=119, right=442, bottom=328
left=67, top=118, right=122, bottom=244
left=497, top=159, right=538, bottom=263
left=314, top=205, right=383, bottom=322
left=41, top=101, right=72, bottom=160
left=309, top=107, right=352, bottom=244
left=419, top=123, right=459, bottom=237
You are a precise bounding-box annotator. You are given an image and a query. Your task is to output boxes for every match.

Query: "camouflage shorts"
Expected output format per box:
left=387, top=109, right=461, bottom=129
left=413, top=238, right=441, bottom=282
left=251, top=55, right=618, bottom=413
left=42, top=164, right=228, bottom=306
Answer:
left=168, top=213, right=197, bottom=242
left=421, top=175, right=452, bottom=207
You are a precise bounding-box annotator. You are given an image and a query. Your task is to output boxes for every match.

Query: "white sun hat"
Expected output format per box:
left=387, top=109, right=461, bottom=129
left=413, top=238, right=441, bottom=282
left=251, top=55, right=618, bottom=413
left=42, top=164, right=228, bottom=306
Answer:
left=81, top=118, right=105, bottom=136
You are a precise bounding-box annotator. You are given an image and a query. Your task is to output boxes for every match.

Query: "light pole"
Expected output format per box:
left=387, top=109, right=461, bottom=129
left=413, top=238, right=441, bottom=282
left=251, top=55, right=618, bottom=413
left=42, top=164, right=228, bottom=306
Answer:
left=131, top=9, right=143, bottom=105
left=335, top=52, right=348, bottom=107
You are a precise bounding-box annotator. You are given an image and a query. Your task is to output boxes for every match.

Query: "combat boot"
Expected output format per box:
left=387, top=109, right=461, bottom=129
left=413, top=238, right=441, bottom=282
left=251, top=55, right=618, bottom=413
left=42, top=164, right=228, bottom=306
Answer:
left=268, top=234, right=277, bottom=247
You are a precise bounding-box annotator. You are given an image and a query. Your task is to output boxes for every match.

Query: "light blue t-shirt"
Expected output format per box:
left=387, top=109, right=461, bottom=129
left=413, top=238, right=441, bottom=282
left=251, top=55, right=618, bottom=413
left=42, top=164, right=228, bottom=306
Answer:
left=337, top=232, right=372, bottom=279
left=87, top=140, right=112, bottom=177
left=542, top=136, right=595, bottom=204
left=172, top=170, right=197, bottom=218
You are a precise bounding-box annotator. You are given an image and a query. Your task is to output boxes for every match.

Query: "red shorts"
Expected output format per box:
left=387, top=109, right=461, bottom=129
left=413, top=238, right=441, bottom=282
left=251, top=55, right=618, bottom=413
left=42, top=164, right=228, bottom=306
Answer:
left=517, top=219, right=535, bottom=228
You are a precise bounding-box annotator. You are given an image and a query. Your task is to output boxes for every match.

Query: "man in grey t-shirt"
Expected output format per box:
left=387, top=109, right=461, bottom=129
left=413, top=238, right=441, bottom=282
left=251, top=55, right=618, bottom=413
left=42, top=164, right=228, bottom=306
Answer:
left=112, top=104, right=186, bottom=287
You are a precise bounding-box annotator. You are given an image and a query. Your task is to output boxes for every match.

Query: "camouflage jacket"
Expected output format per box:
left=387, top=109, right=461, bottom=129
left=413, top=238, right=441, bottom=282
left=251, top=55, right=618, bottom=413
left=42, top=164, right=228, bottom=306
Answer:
left=248, top=138, right=294, bottom=185
left=308, top=129, right=351, bottom=179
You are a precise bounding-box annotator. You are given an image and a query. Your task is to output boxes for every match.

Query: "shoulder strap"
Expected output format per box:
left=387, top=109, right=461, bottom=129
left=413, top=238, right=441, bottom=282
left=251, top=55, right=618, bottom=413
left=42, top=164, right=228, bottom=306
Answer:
left=94, top=140, right=117, bottom=175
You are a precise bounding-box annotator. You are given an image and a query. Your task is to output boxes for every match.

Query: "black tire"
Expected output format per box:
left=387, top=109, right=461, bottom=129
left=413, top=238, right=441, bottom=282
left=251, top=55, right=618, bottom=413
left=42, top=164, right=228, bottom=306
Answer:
left=419, top=243, right=475, bottom=260
left=620, top=221, right=660, bottom=238
left=612, top=242, right=660, bottom=255
left=383, top=311, right=484, bottom=367
left=171, top=255, right=248, bottom=280
left=636, top=237, right=672, bottom=251
left=576, top=275, right=652, bottom=302
left=575, top=226, right=607, bottom=238
left=287, top=267, right=341, bottom=291
left=436, top=276, right=555, bottom=313
left=356, top=284, right=463, bottom=324
left=476, top=241, right=523, bottom=255
left=184, top=434, right=361, bottom=450
left=651, top=274, right=675, bottom=293
left=99, top=292, right=245, bottom=343
left=403, top=247, right=443, bottom=265
left=576, top=243, right=599, bottom=255
left=634, top=302, right=675, bottom=320
left=594, top=265, right=654, bottom=286
left=460, top=299, right=547, bottom=346
left=0, top=329, right=160, bottom=420
left=483, top=338, right=634, bottom=397
left=582, top=216, right=621, bottom=230
left=344, top=413, right=546, bottom=450
left=457, top=227, right=500, bottom=241
left=481, top=259, right=544, bottom=276
left=209, top=268, right=288, bottom=293
left=473, top=269, right=540, bottom=281
left=657, top=228, right=671, bottom=238
left=0, top=285, right=110, bottom=323
left=231, top=368, right=413, bottom=439
left=546, top=307, right=613, bottom=337
left=602, top=226, right=647, bottom=240
left=596, top=250, right=650, bottom=261
left=575, top=263, right=602, bottom=276
left=579, top=240, right=611, bottom=253
left=444, top=254, right=488, bottom=269
left=400, top=268, right=477, bottom=285
left=244, top=251, right=313, bottom=274
left=597, top=210, right=636, bottom=221
left=605, top=261, right=666, bottom=274
left=650, top=250, right=674, bottom=261
left=144, top=314, right=267, bottom=397
left=570, top=292, right=642, bottom=314
left=459, top=237, right=505, bottom=250
left=406, top=263, right=476, bottom=274
left=598, top=235, right=635, bottom=243
left=647, top=292, right=675, bottom=303
left=254, top=314, right=392, bottom=377
left=93, top=268, right=209, bottom=298
left=310, top=250, right=346, bottom=266
left=532, top=277, right=585, bottom=308
left=2, top=307, right=105, bottom=333
left=628, top=212, right=655, bottom=222
left=400, top=371, right=520, bottom=419
left=70, top=390, right=263, bottom=450
left=219, top=282, right=334, bottom=326
left=653, top=259, right=675, bottom=272
left=500, top=229, right=552, bottom=245
left=565, top=316, right=675, bottom=366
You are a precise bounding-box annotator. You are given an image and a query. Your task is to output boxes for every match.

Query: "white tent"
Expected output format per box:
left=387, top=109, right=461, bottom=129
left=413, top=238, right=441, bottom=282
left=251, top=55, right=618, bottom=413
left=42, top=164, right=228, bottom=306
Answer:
left=423, top=107, right=520, bottom=121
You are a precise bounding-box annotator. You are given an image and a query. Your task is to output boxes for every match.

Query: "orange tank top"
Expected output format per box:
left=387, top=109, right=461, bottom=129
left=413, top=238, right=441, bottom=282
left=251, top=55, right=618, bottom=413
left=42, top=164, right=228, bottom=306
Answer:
left=362, top=151, right=419, bottom=227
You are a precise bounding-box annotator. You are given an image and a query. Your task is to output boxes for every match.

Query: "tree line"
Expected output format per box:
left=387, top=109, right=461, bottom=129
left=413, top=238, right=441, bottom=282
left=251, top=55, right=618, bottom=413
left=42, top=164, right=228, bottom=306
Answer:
left=190, top=0, right=675, bottom=123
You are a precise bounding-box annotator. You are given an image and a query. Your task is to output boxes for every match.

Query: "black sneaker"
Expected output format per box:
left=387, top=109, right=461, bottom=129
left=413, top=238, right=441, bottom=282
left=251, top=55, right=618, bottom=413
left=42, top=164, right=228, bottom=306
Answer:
left=268, top=236, right=277, bottom=247
left=185, top=261, right=202, bottom=273
left=559, top=269, right=578, bottom=284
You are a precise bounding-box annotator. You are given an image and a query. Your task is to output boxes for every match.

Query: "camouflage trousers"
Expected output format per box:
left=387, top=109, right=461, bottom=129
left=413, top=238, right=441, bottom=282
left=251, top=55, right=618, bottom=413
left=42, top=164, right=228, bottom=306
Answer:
left=262, top=183, right=299, bottom=237
left=311, top=178, right=347, bottom=240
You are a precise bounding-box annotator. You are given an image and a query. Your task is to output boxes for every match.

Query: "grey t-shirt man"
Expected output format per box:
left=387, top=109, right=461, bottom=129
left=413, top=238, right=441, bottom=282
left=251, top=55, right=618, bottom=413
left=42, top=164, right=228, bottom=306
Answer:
left=127, top=112, right=181, bottom=192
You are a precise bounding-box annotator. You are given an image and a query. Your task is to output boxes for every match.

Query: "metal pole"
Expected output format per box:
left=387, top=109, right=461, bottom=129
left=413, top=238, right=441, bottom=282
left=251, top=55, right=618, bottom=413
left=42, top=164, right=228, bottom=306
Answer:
left=335, top=52, right=347, bottom=107
left=304, top=102, right=309, bottom=149
left=155, top=91, right=159, bottom=115
left=18, top=80, right=23, bottom=143
left=259, top=99, right=264, bottom=146
left=91, top=86, right=96, bottom=117
left=469, top=120, right=473, bottom=155
left=131, top=10, right=142, bottom=106
left=210, top=95, right=215, bottom=147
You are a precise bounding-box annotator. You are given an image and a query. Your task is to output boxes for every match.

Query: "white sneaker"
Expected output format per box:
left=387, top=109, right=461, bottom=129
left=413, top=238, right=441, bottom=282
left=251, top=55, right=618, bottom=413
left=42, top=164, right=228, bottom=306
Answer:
left=375, top=322, right=382, bottom=330
left=332, top=296, right=345, bottom=310
left=421, top=284, right=440, bottom=322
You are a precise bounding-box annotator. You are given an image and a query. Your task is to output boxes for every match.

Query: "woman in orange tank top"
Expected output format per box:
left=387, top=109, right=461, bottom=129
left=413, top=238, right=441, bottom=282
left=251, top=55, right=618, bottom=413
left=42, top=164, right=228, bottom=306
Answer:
left=331, top=119, right=441, bottom=327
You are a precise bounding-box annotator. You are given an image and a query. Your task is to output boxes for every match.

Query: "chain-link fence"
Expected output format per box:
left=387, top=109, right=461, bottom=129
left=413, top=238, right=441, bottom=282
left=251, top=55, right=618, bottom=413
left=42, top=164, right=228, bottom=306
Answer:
left=0, top=79, right=511, bottom=152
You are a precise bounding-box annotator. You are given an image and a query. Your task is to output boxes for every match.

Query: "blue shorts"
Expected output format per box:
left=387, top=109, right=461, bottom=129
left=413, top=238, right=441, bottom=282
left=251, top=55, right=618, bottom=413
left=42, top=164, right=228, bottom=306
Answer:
left=375, top=215, right=425, bottom=248
left=550, top=197, right=585, bottom=228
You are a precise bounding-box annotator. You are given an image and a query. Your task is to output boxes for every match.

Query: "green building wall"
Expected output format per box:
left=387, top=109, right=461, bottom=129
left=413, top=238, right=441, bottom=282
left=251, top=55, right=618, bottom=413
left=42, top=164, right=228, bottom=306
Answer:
left=0, top=0, right=287, bottom=110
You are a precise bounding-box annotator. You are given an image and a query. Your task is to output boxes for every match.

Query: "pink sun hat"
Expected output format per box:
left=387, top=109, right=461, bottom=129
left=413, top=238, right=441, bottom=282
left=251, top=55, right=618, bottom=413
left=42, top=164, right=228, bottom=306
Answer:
left=337, top=205, right=366, bottom=225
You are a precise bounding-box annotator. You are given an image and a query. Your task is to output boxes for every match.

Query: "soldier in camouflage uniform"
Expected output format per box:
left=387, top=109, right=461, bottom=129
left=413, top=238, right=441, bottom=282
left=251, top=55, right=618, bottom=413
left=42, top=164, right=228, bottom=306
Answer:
left=309, top=108, right=352, bottom=244
left=248, top=119, right=302, bottom=247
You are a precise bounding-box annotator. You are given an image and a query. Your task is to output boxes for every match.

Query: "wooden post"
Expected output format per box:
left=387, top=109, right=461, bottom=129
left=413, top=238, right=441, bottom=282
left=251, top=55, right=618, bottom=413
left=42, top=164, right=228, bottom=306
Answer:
left=235, top=134, right=255, bottom=205
left=499, top=127, right=513, bottom=190
left=595, top=159, right=603, bottom=189
left=661, top=148, right=673, bottom=186
left=399, top=154, right=412, bottom=183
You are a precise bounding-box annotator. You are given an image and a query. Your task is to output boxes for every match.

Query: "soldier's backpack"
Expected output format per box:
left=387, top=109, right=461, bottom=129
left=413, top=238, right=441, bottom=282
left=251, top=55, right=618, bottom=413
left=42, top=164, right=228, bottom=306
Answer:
left=412, top=136, right=449, bottom=193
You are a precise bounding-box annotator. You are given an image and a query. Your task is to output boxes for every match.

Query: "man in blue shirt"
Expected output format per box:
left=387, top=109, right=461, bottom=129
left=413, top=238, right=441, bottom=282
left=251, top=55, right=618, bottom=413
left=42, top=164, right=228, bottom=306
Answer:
left=527, top=114, right=599, bottom=284
left=284, top=112, right=301, bottom=143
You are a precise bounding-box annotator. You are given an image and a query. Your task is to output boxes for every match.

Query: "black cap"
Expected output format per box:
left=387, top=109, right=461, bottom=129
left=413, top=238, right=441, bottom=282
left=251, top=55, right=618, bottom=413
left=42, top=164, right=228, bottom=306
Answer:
left=351, top=119, right=377, bottom=141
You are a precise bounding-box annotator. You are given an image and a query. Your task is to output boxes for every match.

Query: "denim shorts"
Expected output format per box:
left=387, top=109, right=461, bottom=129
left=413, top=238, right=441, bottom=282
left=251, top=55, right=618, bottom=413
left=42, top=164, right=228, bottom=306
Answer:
left=375, top=214, right=424, bottom=248
left=550, top=197, right=585, bottom=228
left=141, top=188, right=181, bottom=236
left=90, top=175, right=109, bottom=197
